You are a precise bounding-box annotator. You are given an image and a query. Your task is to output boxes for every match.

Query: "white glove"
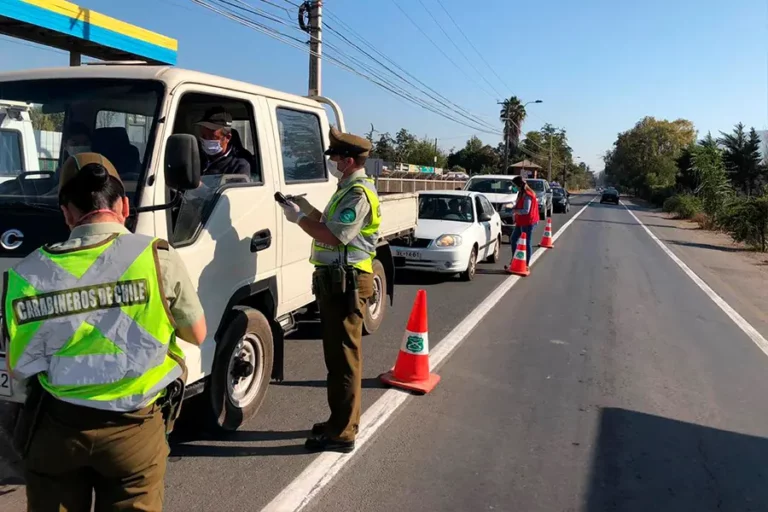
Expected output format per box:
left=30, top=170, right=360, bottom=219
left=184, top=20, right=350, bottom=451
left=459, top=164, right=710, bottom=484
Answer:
left=280, top=200, right=306, bottom=224
left=293, top=196, right=317, bottom=216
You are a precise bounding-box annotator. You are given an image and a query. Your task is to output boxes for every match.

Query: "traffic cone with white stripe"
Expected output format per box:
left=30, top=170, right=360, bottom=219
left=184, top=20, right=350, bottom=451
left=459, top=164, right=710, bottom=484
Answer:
left=505, top=232, right=530, bottom=276
left=539, top=218, right=554, bottom=248
left=380, top=289, right=440, bottom=394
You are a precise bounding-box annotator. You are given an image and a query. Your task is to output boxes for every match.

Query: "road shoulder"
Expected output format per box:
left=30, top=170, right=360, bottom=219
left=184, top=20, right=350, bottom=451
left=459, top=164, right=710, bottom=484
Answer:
left=625, top=198, right=768, bottom=339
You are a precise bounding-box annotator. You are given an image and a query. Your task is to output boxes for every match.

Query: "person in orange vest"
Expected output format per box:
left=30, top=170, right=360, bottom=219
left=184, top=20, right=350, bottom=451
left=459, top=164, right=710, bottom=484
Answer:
left=509, top=176, right=540, bottom=264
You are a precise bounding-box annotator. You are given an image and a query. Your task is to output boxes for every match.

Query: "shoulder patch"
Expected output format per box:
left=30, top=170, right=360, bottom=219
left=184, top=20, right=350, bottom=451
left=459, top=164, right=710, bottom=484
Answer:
left=339, top=208, right=357, bottom=224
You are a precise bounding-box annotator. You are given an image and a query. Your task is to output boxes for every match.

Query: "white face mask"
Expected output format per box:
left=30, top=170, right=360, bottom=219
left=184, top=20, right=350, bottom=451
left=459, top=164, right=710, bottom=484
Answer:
left=327, top=159, right=344, bottom=179
left=67, top=144, right=91, bottom=155
left=200, top=139, right=223, bottom=156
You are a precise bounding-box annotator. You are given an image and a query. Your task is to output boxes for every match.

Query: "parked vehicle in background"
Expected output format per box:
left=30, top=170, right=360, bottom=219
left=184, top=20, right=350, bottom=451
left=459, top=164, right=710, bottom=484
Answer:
left=600, top=187, right=620, bottom=204
left=526, top=178, right=553, bottom=219
left=390, top=191, right=501, bottom=281
left=0, top=100, right=40, bottom=186
left=552, top=187, right=570, bottom=213
left=462, top=174, right=518, bottom=237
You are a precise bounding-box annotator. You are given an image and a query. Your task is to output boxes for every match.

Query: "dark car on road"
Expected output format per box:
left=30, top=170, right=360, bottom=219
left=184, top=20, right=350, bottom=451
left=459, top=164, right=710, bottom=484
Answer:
left=600, top=187, right=620, bottom=204
left=552, top=187, right=570, bottom=213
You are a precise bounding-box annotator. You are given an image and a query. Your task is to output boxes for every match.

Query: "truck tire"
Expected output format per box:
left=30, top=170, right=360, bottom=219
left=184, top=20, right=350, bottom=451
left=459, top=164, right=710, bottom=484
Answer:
left=363, top=259, right=386, bottom=335
left=207, top=306, right=274, bottom=431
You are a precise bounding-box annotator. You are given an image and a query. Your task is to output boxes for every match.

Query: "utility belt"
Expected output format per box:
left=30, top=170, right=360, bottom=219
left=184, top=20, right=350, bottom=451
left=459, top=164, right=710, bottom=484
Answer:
left=312, top=262, right=360, bottom=315
left=12, top=364, right=187, bottom=456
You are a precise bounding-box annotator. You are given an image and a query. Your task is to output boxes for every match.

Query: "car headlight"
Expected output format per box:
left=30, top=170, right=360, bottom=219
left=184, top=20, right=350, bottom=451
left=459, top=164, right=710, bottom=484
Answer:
left=435, top=234, right=463, bottom=247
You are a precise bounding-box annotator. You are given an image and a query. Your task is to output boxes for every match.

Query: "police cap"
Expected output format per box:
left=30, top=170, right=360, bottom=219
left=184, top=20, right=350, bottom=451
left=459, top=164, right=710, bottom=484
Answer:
left=324, top=127, right=372, bottom=158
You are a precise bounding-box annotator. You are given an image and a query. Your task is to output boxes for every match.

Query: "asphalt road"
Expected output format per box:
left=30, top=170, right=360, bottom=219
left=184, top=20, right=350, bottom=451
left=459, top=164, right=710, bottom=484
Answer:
left=155, top=196, right=589, bottom=512
left=304, top=197, right=768, bottom=512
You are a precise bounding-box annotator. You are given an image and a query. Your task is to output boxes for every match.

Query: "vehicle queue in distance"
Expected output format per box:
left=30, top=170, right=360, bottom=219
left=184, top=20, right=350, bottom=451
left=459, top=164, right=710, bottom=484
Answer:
left=389, top=174, right=572, bottom=281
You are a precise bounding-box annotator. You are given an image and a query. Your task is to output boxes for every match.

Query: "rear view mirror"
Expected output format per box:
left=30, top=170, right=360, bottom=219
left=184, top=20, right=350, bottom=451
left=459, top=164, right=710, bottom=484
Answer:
left=479, top=213, right=492, bottom=222
left=165, top=134, right=201, bottom=191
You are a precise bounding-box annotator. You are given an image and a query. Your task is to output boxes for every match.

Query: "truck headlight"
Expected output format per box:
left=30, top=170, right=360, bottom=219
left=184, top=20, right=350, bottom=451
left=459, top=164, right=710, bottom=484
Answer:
left=435, top=234, right=463, bottom=247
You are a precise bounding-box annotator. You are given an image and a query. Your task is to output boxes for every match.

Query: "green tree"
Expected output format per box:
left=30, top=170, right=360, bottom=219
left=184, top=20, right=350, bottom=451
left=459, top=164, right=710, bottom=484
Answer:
left=719, top=123, right=765, bottom=196
left=29, top=106, right=64, bottom=132
left=499, top=96, right=527, bottom=166
left=604, top=116, right=696, bottom=198
left=371, top=132, right=397, bottom=162
left=447, top=136, right=499, bottom=174
left=691, top=134, right=730, bottom=224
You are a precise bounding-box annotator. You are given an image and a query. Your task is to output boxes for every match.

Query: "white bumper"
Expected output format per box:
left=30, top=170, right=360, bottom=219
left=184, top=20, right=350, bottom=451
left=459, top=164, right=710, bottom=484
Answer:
left=392, top=245, right=472, bottom=273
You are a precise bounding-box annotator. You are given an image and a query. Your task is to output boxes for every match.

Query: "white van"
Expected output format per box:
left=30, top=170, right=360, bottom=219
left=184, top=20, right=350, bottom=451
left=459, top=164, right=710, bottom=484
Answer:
left=0, top=66, right=417, bottom=430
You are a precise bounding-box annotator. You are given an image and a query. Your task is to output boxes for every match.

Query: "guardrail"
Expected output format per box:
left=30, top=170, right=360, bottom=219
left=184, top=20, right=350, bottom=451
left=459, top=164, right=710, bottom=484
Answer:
left=376, top=178, right=466, bottom=193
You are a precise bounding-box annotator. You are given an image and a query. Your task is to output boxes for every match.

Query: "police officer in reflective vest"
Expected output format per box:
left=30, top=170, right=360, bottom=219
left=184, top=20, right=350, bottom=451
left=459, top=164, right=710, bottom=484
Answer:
left=280, top=127, right=380, bottom=453
left=2, top=153, right=207, bottom=511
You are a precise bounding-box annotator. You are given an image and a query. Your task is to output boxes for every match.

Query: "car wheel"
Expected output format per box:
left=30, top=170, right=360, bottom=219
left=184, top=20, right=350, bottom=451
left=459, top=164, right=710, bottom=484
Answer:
left=486, top=235, right=501, bottom=263
left=207, top=306, right=273, bottom=431
left=460, top=246, right=478, bottom=281
left=363, top=259, right=386, bottom=335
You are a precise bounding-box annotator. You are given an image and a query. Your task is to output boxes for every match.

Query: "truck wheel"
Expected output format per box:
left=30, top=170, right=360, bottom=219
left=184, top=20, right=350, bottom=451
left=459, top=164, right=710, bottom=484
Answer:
left=363, top=259, right=386, bottom=335
left=486, top=235, right=501, bottom=263
left=207, top=306, right=273, bottom=431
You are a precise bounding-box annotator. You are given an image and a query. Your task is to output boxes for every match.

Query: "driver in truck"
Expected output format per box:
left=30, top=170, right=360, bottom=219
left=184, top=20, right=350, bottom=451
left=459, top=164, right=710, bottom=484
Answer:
left=279, top=127, right=380, bottom=453
left=2, top=153, right=207, bottom=511
left=195, top=106, right=251, bottom=177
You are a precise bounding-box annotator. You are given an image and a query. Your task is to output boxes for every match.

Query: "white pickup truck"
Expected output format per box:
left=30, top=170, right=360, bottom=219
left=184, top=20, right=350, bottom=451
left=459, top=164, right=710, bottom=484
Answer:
left=0, top=100, right=41, bottom=186
left=0, top=65, right=417, bottom=430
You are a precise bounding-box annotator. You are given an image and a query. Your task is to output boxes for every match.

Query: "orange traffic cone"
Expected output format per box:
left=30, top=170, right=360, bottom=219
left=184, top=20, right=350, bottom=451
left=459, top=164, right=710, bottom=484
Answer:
left=539, top=218, right=554, bottom=248
left=380, top=290, right=440, bottom=394
left=505, top=232, right=530, bottom=276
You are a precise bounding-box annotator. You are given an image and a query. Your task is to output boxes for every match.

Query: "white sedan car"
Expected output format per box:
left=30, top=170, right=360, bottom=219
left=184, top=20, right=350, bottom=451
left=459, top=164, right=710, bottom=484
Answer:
left=391, top=191, right=502, bottom=281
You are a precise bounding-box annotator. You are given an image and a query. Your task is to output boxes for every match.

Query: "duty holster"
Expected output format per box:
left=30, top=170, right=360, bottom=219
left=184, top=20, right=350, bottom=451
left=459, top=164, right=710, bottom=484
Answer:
left=12, top=377, right=46, bottom=457
left=312, top=263, right=360, bottom=315
left=161, top=350, right=188, bottom=435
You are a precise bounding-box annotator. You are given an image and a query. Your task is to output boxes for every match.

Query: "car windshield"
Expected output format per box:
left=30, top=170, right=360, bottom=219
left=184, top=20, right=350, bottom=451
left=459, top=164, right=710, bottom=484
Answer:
left=419, top=195, right=474, bottom=223
left=0, top=79, right=163, bottom=213
left=466, top=178, right=517, bottom=194
left=528, top=180, right=546, bottom=192
left=552, top=188, right=565, bottom=197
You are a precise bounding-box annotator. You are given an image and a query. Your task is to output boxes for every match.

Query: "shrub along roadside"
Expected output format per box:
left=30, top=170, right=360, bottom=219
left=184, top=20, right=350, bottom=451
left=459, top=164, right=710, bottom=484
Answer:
left=663, top=194, right=701, bottom=219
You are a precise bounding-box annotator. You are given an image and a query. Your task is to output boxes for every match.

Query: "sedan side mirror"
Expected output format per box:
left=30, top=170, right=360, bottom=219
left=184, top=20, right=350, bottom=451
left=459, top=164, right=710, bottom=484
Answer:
left=479, top=212, right=492, bottom=222
left=165, top=134, right=201, bottom=191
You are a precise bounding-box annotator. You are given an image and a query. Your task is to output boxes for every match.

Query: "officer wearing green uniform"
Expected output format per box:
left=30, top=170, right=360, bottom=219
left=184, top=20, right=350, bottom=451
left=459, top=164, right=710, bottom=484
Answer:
left=2, top=153, right=207, bottom=511
left=280, top=127, right=380, bottom=453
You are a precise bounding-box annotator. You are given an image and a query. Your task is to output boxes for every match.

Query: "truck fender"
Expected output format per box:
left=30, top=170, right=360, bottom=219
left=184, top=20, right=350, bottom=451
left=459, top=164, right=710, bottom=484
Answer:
left=375, top=243, right=395, bottom=305
left=215, top=276, right=284, bottom=381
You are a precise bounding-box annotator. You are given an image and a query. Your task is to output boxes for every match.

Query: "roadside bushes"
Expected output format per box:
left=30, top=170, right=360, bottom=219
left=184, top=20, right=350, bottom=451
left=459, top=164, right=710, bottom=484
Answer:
left=663, top=194, right=701, bottom=219
left=720, top=195, right=768, bottom=251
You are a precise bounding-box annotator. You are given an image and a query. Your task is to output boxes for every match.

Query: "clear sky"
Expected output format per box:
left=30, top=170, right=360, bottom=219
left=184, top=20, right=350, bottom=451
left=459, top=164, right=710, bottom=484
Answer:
left=1, top=0, right=766, bottom=172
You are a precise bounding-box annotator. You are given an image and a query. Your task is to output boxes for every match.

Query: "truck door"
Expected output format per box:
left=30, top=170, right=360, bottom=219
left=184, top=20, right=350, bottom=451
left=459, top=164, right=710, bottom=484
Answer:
left=267, top=100, right=335, bottom=311
left=159, top=87, right=277, bottom=376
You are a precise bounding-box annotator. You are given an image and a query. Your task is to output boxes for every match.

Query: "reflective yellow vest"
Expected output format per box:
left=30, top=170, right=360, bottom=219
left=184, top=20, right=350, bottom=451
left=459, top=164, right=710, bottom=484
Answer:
left=310, top=178, right=381, bottom=273
left=2, top=233, right=183, bottom=412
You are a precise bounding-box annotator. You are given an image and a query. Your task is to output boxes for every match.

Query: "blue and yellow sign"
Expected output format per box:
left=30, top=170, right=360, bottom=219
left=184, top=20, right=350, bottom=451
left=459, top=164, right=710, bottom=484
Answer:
left=0, top=0, right=177, bottom=64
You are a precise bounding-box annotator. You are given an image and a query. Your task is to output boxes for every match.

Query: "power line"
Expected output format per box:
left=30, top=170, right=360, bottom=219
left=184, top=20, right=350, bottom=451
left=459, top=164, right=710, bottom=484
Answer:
left=433, top=0, right=511, bottom=92
left=388, top=0, right=497, bottom=99
left=415, top=0, right=504, bottom=98
left=188, top=0, right=502, bottom=135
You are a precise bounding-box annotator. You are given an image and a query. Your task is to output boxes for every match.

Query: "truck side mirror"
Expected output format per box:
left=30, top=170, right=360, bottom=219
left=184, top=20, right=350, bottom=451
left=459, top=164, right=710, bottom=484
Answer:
left=165, top=134, right=201, bottom=191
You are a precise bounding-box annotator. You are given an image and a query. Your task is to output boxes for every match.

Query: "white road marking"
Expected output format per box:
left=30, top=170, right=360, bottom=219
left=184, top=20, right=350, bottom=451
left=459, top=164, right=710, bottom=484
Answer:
left=622, top=201, right=768, bottom=359
left=261, top=198, right=597, bottom=512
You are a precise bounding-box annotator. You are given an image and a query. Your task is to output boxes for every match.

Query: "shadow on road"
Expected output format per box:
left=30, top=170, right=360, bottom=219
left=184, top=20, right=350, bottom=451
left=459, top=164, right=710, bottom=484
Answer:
left=277, top=378, right=385, bottom=390
left=666, top=239, right=747, bottom=254
left=394, top=270, right=452, bottom=286
left=586, top=408, right=768, bottom=511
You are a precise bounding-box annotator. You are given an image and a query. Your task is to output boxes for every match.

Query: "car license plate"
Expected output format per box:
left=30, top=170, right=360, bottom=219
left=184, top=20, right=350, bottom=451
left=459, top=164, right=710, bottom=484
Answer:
left=396, top=249, right=421, bottom=260
left=0, top=370, right=11, bottom=397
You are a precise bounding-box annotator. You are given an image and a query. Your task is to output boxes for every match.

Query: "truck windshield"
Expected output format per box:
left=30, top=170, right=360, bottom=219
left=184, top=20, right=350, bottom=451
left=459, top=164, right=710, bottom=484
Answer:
left=0, top=78, right=163, bottom=213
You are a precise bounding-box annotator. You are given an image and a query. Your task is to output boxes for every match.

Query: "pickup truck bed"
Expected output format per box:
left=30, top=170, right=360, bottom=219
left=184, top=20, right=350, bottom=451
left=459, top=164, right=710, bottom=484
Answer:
left=379, top=192, right=418, bottom=241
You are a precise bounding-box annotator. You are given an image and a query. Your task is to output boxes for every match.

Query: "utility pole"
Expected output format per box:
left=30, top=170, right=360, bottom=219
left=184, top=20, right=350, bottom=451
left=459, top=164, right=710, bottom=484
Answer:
left=434, top=138, right=439, bottom=171
left=547, top=136, right=553, bottom=182
left=307, top=1, right=322, bottom=97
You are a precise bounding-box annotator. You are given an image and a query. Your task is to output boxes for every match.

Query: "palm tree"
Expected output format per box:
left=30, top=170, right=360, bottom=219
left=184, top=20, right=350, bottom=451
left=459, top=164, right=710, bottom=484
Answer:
left=499, top=96, right=527, bottom=152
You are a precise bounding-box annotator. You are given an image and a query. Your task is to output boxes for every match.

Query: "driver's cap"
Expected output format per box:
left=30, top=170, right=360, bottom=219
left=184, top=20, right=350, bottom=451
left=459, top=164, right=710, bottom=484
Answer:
left=59, top=152, right=123, bottom=195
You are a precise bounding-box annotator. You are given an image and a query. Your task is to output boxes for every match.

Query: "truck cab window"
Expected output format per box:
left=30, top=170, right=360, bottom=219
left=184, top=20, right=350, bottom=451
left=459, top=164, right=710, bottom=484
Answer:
left=276, top=108, right=326, bottom=183
left=168, top=93, right=261, bottom=246
left=0, top=130, right=23, bottom=179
